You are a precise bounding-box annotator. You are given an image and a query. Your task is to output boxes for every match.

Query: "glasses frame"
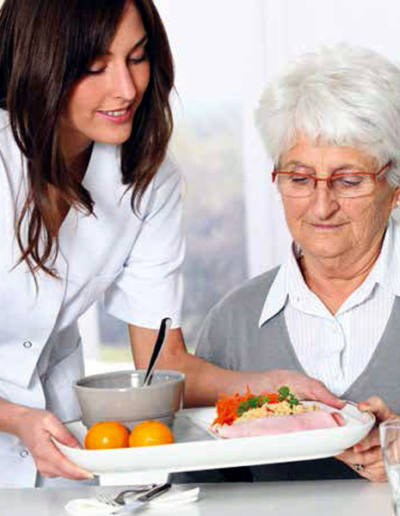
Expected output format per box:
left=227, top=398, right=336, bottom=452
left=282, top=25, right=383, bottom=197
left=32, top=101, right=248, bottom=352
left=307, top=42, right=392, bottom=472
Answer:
left=271, top=161, right=392, bottom=198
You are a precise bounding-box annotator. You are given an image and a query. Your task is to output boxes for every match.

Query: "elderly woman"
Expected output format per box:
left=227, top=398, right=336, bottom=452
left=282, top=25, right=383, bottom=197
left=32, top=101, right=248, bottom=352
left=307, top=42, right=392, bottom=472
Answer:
left=175, top=44, right=400, bottom=484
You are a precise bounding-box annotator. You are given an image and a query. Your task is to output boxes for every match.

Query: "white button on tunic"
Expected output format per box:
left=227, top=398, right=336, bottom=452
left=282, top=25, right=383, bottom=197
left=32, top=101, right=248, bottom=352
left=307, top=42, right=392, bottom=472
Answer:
left=0, top=109, right=184, bottom=487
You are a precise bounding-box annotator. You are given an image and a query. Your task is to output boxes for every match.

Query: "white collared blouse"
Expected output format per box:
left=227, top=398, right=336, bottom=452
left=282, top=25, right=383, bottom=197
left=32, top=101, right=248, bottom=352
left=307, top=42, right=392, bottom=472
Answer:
left=259, top=217, right=400, bottom=397
left=0, top=109, right=184, bottom=486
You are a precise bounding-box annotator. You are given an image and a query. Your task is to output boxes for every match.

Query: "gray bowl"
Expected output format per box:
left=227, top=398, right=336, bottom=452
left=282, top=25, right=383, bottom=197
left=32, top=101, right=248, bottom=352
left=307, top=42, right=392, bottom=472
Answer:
left=74, top=369, right=185, bottom=429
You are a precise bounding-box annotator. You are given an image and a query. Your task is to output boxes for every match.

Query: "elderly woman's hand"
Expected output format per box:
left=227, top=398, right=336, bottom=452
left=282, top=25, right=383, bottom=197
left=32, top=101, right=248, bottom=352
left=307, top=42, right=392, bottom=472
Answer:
left=336, top=396, right=398, bottom=482
left=266, top=369, right=344, bottom=408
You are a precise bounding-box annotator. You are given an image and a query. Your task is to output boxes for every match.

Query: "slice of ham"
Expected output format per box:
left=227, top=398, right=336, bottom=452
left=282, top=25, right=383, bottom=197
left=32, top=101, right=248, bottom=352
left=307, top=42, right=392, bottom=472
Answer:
left=213, top=410, right=345, bottom=439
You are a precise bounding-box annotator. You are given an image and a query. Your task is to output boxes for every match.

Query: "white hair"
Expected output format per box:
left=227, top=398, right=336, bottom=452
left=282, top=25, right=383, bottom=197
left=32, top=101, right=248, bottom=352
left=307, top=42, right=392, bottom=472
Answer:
left=255, top=44, right=400, bottom=186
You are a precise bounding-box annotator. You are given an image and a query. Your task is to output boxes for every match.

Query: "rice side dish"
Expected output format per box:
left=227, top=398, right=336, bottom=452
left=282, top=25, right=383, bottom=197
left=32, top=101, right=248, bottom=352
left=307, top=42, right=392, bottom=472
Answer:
left=235, top=399, right=318, bottom=424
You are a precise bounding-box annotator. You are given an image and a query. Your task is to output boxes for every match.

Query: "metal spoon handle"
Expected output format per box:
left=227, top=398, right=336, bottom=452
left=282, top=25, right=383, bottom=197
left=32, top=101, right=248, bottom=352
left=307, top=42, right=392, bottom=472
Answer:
left=136, top=482, right=171, bottom=502
left=143, top=317, right=172, bottom=386
left=113, top=484, right=158, bottom=505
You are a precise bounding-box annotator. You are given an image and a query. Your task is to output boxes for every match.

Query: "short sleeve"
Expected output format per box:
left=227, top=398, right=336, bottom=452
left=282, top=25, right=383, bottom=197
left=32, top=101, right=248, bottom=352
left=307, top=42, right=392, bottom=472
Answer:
left=104, top=158, right=185, bottom=329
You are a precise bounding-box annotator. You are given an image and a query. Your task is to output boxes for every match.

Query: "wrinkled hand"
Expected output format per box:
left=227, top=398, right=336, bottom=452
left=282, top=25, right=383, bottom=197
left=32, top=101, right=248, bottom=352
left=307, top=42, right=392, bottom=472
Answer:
left=13, top=406, right=92, bottom=480
left=267, top=369, right=344, bottom=409
left=336, top=396, right=398, bottom=482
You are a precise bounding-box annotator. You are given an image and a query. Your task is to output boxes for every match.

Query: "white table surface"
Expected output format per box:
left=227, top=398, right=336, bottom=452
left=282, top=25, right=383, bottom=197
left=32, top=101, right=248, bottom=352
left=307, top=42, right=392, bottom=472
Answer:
left=0, top=480, right=394, bottom=516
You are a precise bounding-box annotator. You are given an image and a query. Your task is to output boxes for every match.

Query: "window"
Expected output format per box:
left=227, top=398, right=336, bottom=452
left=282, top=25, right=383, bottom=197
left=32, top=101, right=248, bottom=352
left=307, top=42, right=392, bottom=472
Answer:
left=81, top=0, right=249, bottom=372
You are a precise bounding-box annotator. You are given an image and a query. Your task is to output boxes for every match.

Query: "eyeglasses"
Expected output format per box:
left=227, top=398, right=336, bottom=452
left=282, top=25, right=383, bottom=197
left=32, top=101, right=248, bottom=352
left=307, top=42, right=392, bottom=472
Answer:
left=271, top=161, right=391, bottom=198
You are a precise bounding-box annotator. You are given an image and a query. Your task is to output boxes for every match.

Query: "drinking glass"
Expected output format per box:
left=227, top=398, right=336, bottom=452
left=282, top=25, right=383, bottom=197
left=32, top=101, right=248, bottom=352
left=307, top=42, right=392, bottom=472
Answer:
left=380, top=419, right=400, bottom=515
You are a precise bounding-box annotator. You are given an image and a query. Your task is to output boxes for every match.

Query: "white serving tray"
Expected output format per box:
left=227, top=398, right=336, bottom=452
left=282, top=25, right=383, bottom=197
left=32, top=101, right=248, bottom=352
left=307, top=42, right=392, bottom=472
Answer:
left=53, top=402, right=375, bottom=476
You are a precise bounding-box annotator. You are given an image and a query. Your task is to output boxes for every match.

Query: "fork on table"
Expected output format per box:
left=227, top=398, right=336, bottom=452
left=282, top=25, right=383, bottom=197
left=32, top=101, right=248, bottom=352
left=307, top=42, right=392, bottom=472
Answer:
left=96, top=483, right=159, bottom=507
left=97, top=482, right=171, bottom=510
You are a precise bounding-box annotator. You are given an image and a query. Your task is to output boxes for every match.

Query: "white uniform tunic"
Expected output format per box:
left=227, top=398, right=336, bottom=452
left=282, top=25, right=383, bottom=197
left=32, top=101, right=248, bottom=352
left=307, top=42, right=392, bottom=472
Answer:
left=0, top=109, right=184, bottom=487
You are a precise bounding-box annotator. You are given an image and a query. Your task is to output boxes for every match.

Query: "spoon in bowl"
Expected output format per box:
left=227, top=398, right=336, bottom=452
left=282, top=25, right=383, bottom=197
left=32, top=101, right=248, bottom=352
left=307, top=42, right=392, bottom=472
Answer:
left=143, top=317, right=172, bottom=386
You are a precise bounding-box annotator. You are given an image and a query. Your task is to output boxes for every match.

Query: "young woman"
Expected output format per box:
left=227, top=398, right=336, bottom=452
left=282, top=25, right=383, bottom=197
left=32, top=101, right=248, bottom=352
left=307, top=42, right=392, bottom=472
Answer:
left=0, top=0, right=185, bottom=487
left=0, top=0, right=340, bottom=488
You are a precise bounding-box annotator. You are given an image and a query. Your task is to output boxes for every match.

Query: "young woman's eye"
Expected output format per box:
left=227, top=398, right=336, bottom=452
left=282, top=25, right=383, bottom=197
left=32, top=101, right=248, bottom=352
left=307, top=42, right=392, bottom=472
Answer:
left=128, top=42, right=148, bottom=65
left=86, top=67, right=106, bottom=75
left=128, top=53, right=147, bottom=65
left=85, top=59, right=107, bottom=75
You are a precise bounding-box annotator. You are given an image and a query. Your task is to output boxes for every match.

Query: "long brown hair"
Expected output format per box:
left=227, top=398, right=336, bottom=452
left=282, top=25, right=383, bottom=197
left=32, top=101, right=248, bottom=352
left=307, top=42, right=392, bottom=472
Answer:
left=0, top=0, right=174, bottom=276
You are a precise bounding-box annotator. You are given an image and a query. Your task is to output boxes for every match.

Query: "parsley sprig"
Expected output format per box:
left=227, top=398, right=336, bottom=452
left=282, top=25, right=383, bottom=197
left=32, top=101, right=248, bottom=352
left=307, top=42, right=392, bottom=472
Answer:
left=237, top=395, right=271, bottom=416
left=278, top=386, right=299, bottom=406
left=236, top=386, right=299, bottom=417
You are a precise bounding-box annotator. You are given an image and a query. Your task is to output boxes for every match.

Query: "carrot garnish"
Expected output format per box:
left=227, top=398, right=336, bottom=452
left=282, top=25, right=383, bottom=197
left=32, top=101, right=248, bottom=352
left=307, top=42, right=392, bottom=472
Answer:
left=212, top=387, right=254, bottom=426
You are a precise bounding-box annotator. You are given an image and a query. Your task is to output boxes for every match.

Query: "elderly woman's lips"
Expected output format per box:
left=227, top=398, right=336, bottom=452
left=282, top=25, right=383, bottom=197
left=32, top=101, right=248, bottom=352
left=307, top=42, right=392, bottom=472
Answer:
left=310, top=223, right=345, bottom=230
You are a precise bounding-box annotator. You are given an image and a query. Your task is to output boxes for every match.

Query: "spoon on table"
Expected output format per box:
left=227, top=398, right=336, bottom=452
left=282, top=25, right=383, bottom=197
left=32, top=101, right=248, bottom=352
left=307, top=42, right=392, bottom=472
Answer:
left=142, top=317, right=172, bottom=386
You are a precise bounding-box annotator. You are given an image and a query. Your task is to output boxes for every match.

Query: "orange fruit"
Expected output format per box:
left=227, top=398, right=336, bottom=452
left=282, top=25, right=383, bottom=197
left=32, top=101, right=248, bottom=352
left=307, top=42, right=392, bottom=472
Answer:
left=129, top=420, right=174, bottom=447
left=84, top=421, right=130, bottom=450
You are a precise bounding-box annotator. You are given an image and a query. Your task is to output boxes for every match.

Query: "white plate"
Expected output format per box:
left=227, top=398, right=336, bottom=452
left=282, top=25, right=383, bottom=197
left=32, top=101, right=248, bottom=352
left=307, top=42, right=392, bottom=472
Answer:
left=53, top=402, right=375, bottom=475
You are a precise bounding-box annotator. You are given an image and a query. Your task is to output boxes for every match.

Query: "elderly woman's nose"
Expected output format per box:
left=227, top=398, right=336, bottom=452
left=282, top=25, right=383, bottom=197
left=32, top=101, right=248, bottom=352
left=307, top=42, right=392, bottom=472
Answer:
left=309, top=183, right=340, bottom=219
